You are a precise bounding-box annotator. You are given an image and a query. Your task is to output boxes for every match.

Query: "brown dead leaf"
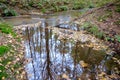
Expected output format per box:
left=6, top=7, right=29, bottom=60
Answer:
left=79, top=60, right=88, bottom=68
left=62, top=73, right=70, bottom=80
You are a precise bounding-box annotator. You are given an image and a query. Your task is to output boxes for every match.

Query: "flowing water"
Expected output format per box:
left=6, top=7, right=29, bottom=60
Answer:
left=5, top=10, right=119, bottom=80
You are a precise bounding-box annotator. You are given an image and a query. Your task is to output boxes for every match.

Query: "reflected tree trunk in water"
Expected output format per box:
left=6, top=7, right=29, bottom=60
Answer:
left=26, top=27, right=36, bottom=80
left=73, top=41, right=78, bottom=79
left=24, top=21, right=113, bottom=80
left=32, top=27, right=36, bottom=60
left=39, top=26, right=42, bottom=65
left=45, top=27, right=52, bottom=80
left=62, top=41, right=65, bottom=73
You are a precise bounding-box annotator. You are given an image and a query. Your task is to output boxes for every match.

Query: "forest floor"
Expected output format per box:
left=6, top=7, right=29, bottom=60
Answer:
left=0, top=0, right=120, bottom=80
left=0, top=23, right=26, bottom=79
left=74, top=1, right=120, bottom=54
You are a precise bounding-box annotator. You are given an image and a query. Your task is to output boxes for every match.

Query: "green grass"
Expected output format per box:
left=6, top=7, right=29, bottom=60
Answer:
left=59, top=6, right=68, bottom=11
left=97, top=11, right=112, bottom=22
left=13, top=63, right=21, bottom=69
left=115, top=20, right=120, bottom=25
left=81, top=22, right=104, bottom=39
left=81, top=22, right=91, bottom=30
left=115, top=3, right=120, bottom=13
left=0, top=23, right=16, bottom=37
left=115, top=35, right=120, bottom=42
left=0, top=45, right=10, bottom=79
left=105, top=36, right=114, bottom=42
left=0, top=66, right=8, bottom=79
left=0, top=45, right=10, bottom=56
left=72, top=2, right=84, bottom=10
left=88, top=25, right=104, bottom=39
left=0, top=56, right=13, bottom=79
left=81, top=22, right=120, bottom=42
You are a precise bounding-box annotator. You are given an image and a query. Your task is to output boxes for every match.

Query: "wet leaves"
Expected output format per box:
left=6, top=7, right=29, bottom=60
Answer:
left=62, top=73, right=70, bottom=80
left=79, top=60, right=88, bottom=68
left=112, top=57, right=120, bottom=65
left=53, top=26, right=109, bottom=52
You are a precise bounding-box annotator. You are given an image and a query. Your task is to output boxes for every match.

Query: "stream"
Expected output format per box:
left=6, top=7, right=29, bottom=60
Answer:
left=5, top=10, right=119, bottom=80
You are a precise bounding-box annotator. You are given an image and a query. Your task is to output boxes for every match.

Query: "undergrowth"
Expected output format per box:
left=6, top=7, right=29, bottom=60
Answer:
left=0, top=0, right=115, bottom=13
left=0, top=22, right=16, bottom=37
left=0, top=3, right=17, bottom=17
left=0, top=45, right=10, bottom=56
left=0, top=45, right=10, bottom=79
left=81, top=22, right=120, bottom=43
left=0, top=22, right=23, bottom=79
left=115, top=35, right=120, bottom=42
left=81, top=22, right=104, bottom=39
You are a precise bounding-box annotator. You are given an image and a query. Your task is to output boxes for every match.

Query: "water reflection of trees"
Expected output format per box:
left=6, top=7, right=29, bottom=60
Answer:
left=25, top=24, right=118, bottom=80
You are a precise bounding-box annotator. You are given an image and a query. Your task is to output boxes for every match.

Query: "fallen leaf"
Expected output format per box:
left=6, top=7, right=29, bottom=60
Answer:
left=98, top=72, right=106, bottom=77
left=62, top=73, right=70, bottom=80
left=79, top=60, right=88, bottom=68
left=2, top=77, right=5, bottom=80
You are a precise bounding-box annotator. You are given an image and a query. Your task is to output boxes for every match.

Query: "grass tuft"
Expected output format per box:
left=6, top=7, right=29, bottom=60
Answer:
left=115, top=35, right=120, bottom=42
left=0, top=45, right=10, bottom=56
left=0, top=23, right=16, bottom=37
left=81, top=22, right=104, bottom=39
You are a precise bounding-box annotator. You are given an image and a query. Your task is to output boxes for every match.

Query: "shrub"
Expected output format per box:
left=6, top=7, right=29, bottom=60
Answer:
left=0, top=3, right=17, bottom=17
left=59, top=6, right=68, bottom=11
left=0, top=3, right=7, bottom=10
left=2, top=9, right=17, bottom=17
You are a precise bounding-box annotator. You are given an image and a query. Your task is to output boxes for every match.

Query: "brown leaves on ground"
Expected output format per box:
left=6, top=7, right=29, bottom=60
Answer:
left=0, top=32, right=26, bottom=79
